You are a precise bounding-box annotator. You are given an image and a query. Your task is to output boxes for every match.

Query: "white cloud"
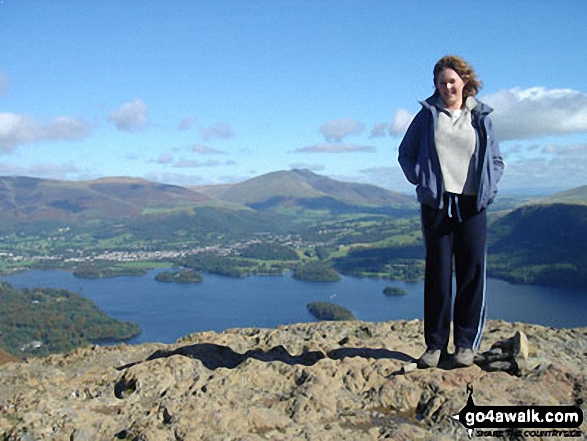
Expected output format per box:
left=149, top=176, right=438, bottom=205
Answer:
left=359, top=165, right=415, bottom=193
left=201, top=122, right=234, bottom=141
left=483, top=87, right=587, bottom=140
left=369, top=123, right=388, bottom=138
left=288, top=163, right=326, bottom=172
left=543, top=143, right=587, bottom=156
left=386, top=87, right=587, bottom=141
left=294, top=143, right=376, bottom=153
left=0, top=71, right=8, bottom=97
left=320, top=118, right=365, bottom=142
left=178, top=117, right=196, bottom=131
left=0, top=161, right=85, bottom=180
left=389, top=108, right=415, bottom=136
left=191, top=145, right=226, bottom=155
left=153, top=148, right=235, bottom=168
left=124, top=152, right=141, bottom=161
left=0, top=113, right=91, bottom=152
left=173, top=159, right=236, bottom=168
left=45, top=117, right=91, bottom=140
left=157, top=153, right=174, bottom=164
left=499, top=143, right=587, bottom=193
left=145, top=171, right=208, bottom=186
left=108, top=99, right=149, bottom=132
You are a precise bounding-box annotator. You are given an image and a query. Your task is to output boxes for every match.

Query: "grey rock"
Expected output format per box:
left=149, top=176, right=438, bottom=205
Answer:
left=401, top=362, right=418, bottom=374
left=513, top=330, right=530, bottom=374
left=486, top=361, right=514, bottom=372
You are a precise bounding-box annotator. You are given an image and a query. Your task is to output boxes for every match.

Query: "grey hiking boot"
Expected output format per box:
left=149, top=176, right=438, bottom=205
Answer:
left=453, top=347, right=475, bottom=367
left=417, top=348, right=442, bottom=368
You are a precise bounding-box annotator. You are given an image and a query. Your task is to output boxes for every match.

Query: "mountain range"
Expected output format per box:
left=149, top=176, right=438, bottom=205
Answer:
left=0, top=170, right=415, bottom=235
left=1, top=170, right=586, bottom=288
left=0, top=175, right=210, bottom=222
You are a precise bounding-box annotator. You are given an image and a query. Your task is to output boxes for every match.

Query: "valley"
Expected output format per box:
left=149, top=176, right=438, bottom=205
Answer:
left=0, top=215, right=423, bottom=282
left=0, top=169, right=586, bottom=359
left=0, top=169, right=586, bottom=288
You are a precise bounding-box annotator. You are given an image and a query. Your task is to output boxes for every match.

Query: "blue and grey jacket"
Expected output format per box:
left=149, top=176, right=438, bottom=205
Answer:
left=398, top=95, right=504, bottom=211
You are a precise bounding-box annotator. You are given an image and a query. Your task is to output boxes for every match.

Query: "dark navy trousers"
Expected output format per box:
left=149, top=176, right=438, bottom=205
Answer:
left=421, top=194, right=487, bottom=351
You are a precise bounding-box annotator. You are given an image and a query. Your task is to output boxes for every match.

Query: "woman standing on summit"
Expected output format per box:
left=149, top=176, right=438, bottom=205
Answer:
left=398, top=55, right=504, bottom=368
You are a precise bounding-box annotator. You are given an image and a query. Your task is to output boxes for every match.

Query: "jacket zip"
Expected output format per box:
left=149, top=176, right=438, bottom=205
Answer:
left=475, top=114, right=489, bottom=212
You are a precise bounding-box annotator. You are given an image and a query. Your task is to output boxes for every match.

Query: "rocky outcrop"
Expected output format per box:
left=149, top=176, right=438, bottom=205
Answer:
left=0, top=319, right=585, bottom=440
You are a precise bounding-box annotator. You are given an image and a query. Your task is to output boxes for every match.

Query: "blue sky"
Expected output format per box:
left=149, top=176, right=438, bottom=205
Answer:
left=1, top=1, right=586, bottom=194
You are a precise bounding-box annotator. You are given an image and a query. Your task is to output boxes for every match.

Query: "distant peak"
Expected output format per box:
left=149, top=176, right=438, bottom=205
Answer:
left=290, top=168, right=317, bottom=176
left=87, top=176, right=151, bottom=184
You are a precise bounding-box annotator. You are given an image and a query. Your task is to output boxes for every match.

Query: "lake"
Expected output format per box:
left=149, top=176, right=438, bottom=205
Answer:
left=1, top=269, right=585, bottom=345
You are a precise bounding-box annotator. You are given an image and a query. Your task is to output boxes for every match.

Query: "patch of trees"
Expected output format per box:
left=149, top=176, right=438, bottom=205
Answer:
left=155, top=270, right=203, bottom=283
left=127, top=207, right=285, bottom=242
left=303, top=246, right=331, bottom=261
left=0, top=282, right=140, bottom=357
left=315, top=246, right=331, bottom=261
left=307, top=302, right=355, bottom=321
left=387, top=260, right=425, bottom=281
left=383, top=286, right=408, bottom=296
left=182, top=252, right=256, bottom=278
left=487, top=259, right=587, bottom=288
left=73, top=263, right=148, bottom=279
left=254, top=263, right=288, bottom=276
left=181, top=252, right=293, bottom=278
left=487, top=203, right=587, bottom=288
left=334, top=245, right=425, bottom=280
left=239, top=242, right=299, bottom=261
left=293, top=261, right=341, bottom=282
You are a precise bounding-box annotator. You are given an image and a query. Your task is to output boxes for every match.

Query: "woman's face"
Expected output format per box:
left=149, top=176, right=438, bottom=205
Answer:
left=436, top=68, right=467, bottom=110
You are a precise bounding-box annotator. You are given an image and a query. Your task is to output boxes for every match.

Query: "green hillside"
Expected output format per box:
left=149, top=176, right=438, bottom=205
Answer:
left=547, top=185, right=587, bottom=205
left=198, top=170, right=322, bottom=204
left=0, top=171, right=423, bottom=276
left=0, top=282, right=140, bottom=357
left=0, top=171, right=415, bottom=238
left=0, top=176, right=210, bottom=228
left=196, top=169, right=415, bottom=214
left=488, top=203, right=587, bottom=287
left=0, top=175, right=284, bottom=242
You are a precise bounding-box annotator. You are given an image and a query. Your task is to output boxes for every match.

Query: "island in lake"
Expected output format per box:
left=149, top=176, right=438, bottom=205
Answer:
left=73, top=263, right=148, bottom=279
left=155, top=270, right=203, bottom=284
left=294, top=261, right=341, bottom=282
left=307, top=302, right=355, bottom=321
left=383, top=286, right=408, bottom=296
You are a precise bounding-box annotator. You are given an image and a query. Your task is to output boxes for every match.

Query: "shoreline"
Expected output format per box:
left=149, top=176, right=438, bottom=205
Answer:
left=3, top=264, right=587, bottom=290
